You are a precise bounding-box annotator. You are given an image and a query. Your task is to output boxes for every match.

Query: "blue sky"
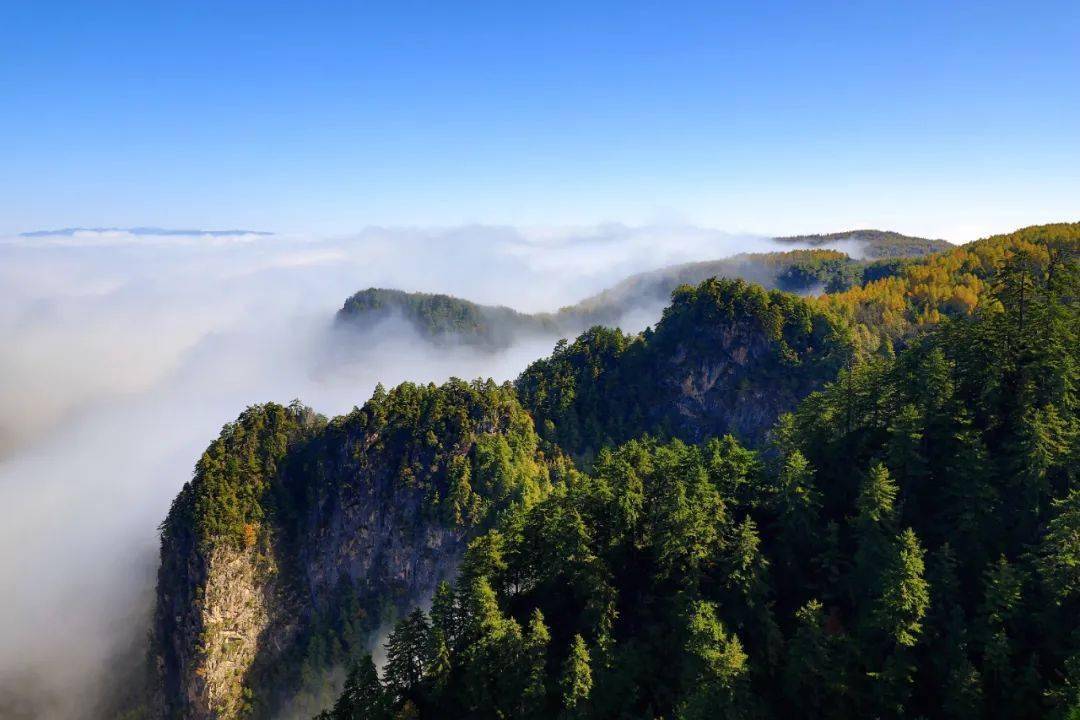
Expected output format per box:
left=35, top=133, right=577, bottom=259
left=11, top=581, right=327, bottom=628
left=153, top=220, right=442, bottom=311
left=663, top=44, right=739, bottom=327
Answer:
left=1, top=0, right=1078, bottom=240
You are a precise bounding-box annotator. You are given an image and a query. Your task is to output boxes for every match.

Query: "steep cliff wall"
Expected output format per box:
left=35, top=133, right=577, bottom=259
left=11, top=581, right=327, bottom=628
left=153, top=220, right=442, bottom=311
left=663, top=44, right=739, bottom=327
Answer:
left=154, top=381, right=549, bottom=719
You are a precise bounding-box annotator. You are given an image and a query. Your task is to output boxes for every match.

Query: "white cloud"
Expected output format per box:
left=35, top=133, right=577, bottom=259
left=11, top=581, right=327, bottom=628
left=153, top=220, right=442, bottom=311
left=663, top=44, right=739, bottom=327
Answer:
left=0, top=222, right=800, bottom=717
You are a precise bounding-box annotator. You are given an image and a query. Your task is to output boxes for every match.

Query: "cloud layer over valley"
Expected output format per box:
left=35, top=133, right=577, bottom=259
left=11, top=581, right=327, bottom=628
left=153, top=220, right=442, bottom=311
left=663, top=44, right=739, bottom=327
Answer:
left=0, top=224, right=801, bottom=718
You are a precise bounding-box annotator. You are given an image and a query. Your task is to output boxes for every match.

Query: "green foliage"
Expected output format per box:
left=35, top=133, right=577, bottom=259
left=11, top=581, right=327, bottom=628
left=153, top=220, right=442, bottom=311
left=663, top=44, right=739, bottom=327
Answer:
left=161, top=400, right=324, bottom=550
left=819, top=222, right=1080, bottom=352
left=325, top=655, right=392, bottom=720
left=560, top=634, right=593, bottom=714
left=875, top=528, right=930, bottom=648
left=309, top=223, right=1078, bottom=719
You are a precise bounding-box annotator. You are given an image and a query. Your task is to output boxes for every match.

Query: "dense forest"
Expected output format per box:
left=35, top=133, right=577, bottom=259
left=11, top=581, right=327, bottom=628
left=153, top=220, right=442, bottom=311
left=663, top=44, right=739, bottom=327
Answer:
left=145, top=224, right=1078, bottom=720
left=312, top=224, right=1077, bottom=719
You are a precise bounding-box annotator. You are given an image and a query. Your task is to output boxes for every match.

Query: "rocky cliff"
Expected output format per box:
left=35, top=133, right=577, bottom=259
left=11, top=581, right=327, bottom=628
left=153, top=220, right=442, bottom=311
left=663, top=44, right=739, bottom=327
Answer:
left=516, top=278, right=855, bottom=460
left=154, top=382, right=549, bottom=719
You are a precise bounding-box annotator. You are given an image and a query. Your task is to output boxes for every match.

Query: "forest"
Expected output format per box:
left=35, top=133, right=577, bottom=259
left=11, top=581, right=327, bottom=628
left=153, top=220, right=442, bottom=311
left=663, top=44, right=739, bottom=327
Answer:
left=142, top=225, right=1079, bottom=720
left=312, top=225, right=1078, bottom=719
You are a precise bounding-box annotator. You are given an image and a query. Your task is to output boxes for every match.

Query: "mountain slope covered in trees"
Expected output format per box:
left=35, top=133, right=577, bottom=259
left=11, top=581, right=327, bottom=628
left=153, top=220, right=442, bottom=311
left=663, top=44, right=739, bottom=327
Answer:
left=336, top=288, right=560, bottom=350
left=316, top=224, right=1078, bottom=720
left=517, top=278, right=854, bottom=460
left=149, top=223, right=1078, bottom=720
left=774, top=229, right=951, bottom=258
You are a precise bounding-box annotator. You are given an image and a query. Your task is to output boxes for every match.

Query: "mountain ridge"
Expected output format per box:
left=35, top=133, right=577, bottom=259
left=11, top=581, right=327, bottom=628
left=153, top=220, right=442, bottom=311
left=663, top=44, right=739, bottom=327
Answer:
left=146, top=222, right=1078, bottom=720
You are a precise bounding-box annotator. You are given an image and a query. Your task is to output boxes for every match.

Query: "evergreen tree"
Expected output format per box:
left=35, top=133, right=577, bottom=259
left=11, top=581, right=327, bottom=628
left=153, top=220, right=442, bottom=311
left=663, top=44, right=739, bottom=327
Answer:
left=560, top=634, right=592, bottom=716
left=330, top=655, right=391, bottom=720
left=782, top=599, right=834, bottom=716
left=522, top=609, right=551, bottom=717
left=383, top=609, right=432, bottom=703
left=679, top=601, right=749, bottom=720
left=875, top=528, right=930, bottom=648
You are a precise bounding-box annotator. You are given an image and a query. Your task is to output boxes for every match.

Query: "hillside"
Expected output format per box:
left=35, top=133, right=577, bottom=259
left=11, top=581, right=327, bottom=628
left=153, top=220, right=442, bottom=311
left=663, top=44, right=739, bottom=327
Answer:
left=336, top=288, right=559, bottom=350
left=315, top=224, right=1078, bottom=719
left=150, top=224, right=1078, bottom=720
left=818, top=222, right=1080, bottom=351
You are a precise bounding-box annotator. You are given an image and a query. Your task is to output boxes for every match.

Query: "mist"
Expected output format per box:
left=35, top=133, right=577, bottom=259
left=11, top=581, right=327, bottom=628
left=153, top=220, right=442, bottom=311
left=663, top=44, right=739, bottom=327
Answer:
left=0, top=224, right=784, bottom=719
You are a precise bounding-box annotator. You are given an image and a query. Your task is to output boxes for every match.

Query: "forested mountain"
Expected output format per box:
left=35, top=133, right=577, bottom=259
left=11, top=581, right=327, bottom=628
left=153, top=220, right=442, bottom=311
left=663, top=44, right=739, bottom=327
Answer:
left=313, top=224, right=1077, bottom=720
left=517, top=278, right=854, bottom=459
left=819, top=223, right=1079, bottom=351
left=774, top=229, right=952, bottom=258
left=336, top=288, right=559, bottom=350
left=334, top=230, right=947, bottom=349
left=148, top=223, right=1078, bottom=720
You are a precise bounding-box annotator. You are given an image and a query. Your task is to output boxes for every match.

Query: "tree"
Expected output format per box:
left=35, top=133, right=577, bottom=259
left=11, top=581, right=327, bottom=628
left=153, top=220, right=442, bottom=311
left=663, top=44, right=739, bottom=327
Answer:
left=876, top=528, right=930, bottom=648
left=330, top=655, right=391, bottom=720
left=782, top=599, right=834, bottom=715
left=560, top=634, right=592, bottom=715
left=522, top=608, right=551, bottom=717
left=857, top=462, right=898, bottom=527
left=430, top=581, right=460, bottom=646
left=1039, top=490, right=1080, bottom=601
left=771, top=450, right=822, bottom=581
left=383, top=609, right=431, bottom=702
left=678, top=601, right=749, bottom=720
left=723, top=515, right=782, bottom=667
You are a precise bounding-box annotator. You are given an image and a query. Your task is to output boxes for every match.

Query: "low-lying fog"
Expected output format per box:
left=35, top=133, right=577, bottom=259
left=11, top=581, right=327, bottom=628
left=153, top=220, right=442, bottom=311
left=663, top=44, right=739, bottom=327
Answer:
left=0, top=224, right=787, bottom=718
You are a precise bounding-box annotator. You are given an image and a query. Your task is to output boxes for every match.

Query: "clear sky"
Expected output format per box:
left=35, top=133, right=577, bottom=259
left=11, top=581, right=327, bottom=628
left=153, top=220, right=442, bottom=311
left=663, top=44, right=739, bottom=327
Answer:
left=2, top=1, right=1078, bottom=240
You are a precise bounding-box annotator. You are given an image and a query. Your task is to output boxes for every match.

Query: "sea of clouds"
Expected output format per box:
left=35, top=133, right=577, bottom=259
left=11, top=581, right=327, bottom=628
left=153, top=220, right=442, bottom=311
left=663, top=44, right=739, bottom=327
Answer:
left=0, top=224, right=790, bottom=718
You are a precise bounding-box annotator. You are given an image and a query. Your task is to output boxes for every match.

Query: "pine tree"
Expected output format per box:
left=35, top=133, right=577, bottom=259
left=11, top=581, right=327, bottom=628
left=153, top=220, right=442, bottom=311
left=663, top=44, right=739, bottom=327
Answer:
left=853, top=463, right=900, bottom=609
left=560, top=634, right=592, bottom=715
left=331, top=654, right=391, bottom=720
left=771, top=450, right=822, bottom=583
left=723, top=515, right=782, bottom=667
left=430, top=580, right=460, bottom=646
left=876, top=527, right=929, bottom=648
left=522, top=608, right=551, bottom=717
left=383, top=609, right=432, bottom=702
left=782, top=599, right=833, bottom=715
left=1039, top=490, right=1080, bottom=602
left=857, top=462, right=898, bottom=527
left=679, top=601, right=749, bottom=720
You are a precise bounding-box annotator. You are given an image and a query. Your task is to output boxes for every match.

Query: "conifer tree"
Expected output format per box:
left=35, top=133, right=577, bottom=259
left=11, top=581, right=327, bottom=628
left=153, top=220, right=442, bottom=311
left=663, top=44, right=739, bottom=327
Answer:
left=330, top=654, right=391, bottom=720
left=522, top=608, right=551, bottom=717
left=560, top=634, right=592, bottom=715
left=383, top=609, right=431, bottom=702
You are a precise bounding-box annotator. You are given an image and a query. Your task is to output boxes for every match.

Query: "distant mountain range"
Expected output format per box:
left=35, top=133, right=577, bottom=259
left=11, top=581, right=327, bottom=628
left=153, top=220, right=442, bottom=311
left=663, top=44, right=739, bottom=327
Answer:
left=335, top=229, right=952, bottom=349
left=774, top=229, right=951, bottom=257
left=18, top=226, right=273, bottom=237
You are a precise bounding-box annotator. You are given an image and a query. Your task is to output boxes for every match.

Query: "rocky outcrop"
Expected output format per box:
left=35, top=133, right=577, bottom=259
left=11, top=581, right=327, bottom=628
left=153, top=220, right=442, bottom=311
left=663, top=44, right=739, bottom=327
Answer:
left=154, top=382, right=548, bottom=719
left=649, top=283, right=851, bottom=445
left=517, top=278, right=855, bottom=459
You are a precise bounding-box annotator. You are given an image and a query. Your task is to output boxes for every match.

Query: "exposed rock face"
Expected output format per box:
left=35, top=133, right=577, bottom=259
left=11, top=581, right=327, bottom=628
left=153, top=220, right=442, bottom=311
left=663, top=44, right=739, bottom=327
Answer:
left=651, top=289, right=848, bottom=445
left=196, top=544, right=277, bottom=718
left=517, top=278, right=855, bottom=459
left=154, top=382, right=547, bottom=719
